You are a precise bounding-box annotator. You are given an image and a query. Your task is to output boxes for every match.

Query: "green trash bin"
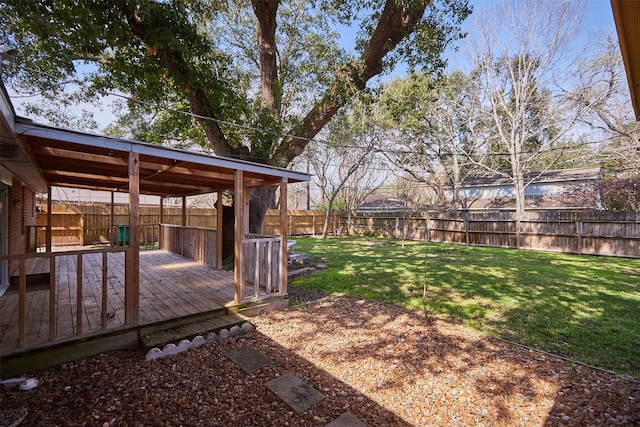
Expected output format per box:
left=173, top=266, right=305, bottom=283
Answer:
left=117, top=224, right=130, bottom=246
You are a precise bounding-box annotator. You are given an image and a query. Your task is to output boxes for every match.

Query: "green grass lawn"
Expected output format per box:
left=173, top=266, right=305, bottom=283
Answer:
left=290, top=236, right=640, bottom=379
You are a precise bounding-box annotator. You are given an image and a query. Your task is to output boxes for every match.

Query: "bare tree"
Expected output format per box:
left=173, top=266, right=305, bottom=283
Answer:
left=567, top=34, right=640, bottom=175
left=466, top=0, right=586, bottom=219
left=309, top=139, right=386, bottom=238
left=378, top=72, right=481, bottom=208
left=309, top=99, right=388, bottom=238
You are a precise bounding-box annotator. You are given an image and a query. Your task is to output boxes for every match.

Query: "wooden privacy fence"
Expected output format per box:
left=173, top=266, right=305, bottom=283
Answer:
left=262, top=210, right=340, bottom=236
left=35, top=205, right=340, bottom=247
left=344, top=212, right=640, bottom=258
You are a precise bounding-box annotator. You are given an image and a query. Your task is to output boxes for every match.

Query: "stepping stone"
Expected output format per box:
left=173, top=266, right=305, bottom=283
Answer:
left=227, top=346, right=273, bottom=373
left=266, top=373, right=325, bottom=414
left=326, top=412, right=367, bottom=427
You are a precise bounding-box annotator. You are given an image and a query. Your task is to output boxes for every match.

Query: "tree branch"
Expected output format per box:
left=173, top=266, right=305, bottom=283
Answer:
left=282, top=0, right=428, bottom=163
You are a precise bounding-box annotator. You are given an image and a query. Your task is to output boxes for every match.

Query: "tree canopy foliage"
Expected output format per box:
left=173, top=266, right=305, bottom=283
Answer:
left=1, top=0, right=471, bottom=227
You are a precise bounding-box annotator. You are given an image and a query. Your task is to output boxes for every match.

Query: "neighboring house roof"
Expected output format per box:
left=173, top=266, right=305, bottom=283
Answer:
left=458, top=167, right=601, bottom=188
left=358, top=195, right=407, bottom=212
left=449, top=167, right=601, bottom=210
left=611, top=0, right=640, bottom=121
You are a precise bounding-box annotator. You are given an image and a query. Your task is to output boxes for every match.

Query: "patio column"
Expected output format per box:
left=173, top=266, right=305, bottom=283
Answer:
left=181, top=196, right=186, bottom=255
left=216, top=192, right=223, bottom=269
left=110, top=191, right=114, bottom=246
left=46, top=186, right=52, bottom=252
left=159, top=197, right=164, bottom=248
left=234, top=170, right=245, bottom=303
left=280, top=178, right=288, bottom=295
left=125, top=150, right=140, bottom=326
left=181, top=196, right=187, bottom=226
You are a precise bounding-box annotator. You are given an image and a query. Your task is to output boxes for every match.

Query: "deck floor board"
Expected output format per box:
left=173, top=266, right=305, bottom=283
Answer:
left=0, top=249, right=235, bottom=354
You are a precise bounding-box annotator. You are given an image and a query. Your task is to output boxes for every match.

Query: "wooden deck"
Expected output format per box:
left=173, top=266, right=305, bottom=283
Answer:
left=0, top=249, right=235, bottom=355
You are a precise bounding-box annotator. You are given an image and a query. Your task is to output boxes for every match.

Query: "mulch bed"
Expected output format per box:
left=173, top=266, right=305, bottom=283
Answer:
left=1, top=295, right=639, bottom=426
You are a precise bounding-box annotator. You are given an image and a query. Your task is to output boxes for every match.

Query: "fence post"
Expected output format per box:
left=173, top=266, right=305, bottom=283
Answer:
left=395, top=217, right=400, bottom=239
left=576, top=221, right=583, bottom=255
left=464, top=218, right=470, bottom=245
left=312, top=213, right=316, bottom=236
left=426, top=216, right=431, bottom=242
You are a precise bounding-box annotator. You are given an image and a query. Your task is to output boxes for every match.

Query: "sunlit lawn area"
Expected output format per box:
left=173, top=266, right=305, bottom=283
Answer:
left=290, top=236, right=640, bottom=379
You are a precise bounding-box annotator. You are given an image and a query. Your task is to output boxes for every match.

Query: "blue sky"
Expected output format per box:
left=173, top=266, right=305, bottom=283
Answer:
left=373, top=0, right=619, bottom=79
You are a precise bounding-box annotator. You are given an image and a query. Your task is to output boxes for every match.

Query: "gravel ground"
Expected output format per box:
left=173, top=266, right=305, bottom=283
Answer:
left=1, top=295, right=639, bottom=426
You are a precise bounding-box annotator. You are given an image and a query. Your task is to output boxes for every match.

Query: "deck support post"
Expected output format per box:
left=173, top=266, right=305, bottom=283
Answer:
left=125, top=150, right=140, bottom=326
left=279, top=178, right=288, bottom=296
left=234, top=170, right=245, bottom=303
left=216, top=192, right=223, bottom=269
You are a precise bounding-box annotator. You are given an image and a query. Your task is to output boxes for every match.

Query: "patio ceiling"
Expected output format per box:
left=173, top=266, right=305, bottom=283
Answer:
left=15, top=118, right=309, bottom=197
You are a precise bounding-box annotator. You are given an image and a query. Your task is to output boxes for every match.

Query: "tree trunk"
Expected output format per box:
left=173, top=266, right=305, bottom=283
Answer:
left=249, top=186, right=278, bottom=234
left=321, top=208, right=333, bottom=239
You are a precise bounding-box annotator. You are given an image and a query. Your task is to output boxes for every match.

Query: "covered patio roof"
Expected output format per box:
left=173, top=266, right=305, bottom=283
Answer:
left=14, top=119, right=309, bottom=198
left=611, top=0, right=640, bottom=121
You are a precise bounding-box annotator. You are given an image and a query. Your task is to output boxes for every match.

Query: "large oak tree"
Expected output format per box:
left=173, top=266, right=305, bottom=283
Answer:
left=1, top=0, right=470, bottom=229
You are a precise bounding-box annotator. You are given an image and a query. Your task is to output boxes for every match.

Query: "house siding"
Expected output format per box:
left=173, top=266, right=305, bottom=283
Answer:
left=8, top=178, right=36, bottom=276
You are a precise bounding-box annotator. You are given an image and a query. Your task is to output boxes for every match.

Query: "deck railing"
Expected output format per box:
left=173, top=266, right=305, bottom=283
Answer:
left=157, top=225, right=284, bottom=302
left=0, top=248, right=129, bottom=351
left=242, top=234, right=283, bottom=300
left=159, top=224, right=217, bottom=267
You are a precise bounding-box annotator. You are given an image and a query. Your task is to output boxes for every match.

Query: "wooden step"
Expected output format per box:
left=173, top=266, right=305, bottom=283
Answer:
left=140, top=313, right=251, bottom=351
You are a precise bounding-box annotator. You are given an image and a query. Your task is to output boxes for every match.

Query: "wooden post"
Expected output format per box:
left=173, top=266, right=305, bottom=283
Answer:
left=101, top=251, right=108, bottom=329
left=49, top=255, right=56, bottom=340
left=110, top=192, right=115, bottom=246
left=426, top=215, right=431, bottom=242
left=312, top=213, right=316, bottom=236
left=46, top=186, right=52, bottom=252
left=125, top=150, right=140, bottom=326
left=181, top=196, right=187, bottom=226
left=464, top=218, right=470, bottom=245
left=181, top=196, right=186, bottom=255
left=234, top=170, right=245, bottom=303
left=243, top=189, right=250, bottom=235
left=76, top=253, right=83, bottom=335
left=216, top=192, right=223, bottom=269
left=80, top=214, right=85, bottom=246
left=576, top=221, right=583, bottom=255
left=159, top=197, right=164, bottom=248
left=18, top=259, right=26, bottom=347
left=280, top=178, right=288, bottom=296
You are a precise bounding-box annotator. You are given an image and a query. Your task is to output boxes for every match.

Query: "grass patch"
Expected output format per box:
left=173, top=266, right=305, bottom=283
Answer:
left=291, top=236, right=640, bottom=379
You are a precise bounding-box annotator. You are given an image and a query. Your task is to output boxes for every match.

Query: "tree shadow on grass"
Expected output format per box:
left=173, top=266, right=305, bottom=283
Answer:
left=295, top=237, right=640, bottom=379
